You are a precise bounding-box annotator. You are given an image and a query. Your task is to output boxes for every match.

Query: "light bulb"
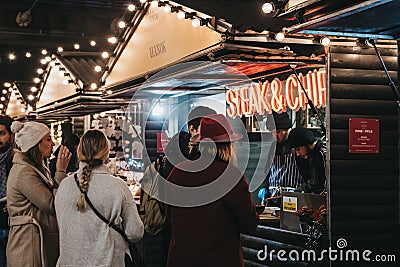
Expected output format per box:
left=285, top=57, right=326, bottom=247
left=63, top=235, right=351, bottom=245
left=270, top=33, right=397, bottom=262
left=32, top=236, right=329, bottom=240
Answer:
left=41, top=49, right=47, bottom=55
left=128, top=4, right=136, bottom=12
left=102, top=52, right=109, bottom=58
left=275, top=32, right=285, bottom=41
left=74, top=43, right=80, bottom=50
left=192, top=18, right=200, bottom=27
left=163, top=5, right=171, bottom=13
left=118, top=21, right=126, bottom=29
left=25, top=52, right=32, bottom=58
left=57, top=47, right=64, bottom=53
left=177, top=11, right=185, bottom=20
left=95, top=66, right=102, bottom=72
left=262, top=3, right=274, bottom=14
left=90, top=40, right=96, bottom=46
left=320, top=37, right=331, bottom=46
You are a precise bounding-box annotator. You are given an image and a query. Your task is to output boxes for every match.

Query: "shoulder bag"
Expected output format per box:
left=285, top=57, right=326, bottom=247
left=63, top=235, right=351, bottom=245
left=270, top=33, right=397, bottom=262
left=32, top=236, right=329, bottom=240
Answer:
left=74, top=174, right=144, bottom=267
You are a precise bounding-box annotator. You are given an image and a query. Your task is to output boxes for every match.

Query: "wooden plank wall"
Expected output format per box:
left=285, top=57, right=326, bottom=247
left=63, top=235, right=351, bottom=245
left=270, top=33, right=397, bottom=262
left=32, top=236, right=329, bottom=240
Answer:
left=329, top=45, right=399, bottom=266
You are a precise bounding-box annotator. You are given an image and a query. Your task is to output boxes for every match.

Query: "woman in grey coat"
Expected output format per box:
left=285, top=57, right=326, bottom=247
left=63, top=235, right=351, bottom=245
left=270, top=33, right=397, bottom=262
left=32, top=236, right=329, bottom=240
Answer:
left=55, top=129, right=144, bottom=266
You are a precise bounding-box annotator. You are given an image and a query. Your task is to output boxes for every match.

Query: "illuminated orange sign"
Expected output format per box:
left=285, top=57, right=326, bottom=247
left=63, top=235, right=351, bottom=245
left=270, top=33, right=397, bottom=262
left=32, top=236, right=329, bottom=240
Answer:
left=226, top=69, right=326, bottom=118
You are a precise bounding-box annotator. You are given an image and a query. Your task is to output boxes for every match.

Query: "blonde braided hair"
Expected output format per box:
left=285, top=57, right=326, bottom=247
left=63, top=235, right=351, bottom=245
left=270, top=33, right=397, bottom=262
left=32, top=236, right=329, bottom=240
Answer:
left=76, top=130, right=110, bottom=212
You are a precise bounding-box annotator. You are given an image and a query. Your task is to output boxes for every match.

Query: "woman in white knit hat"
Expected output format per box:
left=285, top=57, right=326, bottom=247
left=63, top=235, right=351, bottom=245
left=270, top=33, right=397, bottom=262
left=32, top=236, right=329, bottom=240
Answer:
left=6, top=121, right=72, bottom=267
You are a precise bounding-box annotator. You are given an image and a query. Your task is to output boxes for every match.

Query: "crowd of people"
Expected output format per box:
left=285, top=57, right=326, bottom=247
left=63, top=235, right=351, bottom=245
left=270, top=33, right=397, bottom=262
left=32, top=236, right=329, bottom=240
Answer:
left=0, top=106, right=327, bottom=267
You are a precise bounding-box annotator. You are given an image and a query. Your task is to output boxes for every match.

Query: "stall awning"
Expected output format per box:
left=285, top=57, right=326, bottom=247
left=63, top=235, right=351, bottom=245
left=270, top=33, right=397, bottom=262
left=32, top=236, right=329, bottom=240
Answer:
left=35, top=93, right=130, bottom=120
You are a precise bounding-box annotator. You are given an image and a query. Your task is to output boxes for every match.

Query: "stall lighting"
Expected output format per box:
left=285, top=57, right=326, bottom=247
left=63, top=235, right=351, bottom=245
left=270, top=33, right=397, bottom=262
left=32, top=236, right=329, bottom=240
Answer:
left=1, top=90, right=7, bottom=94
left=163, top=5, right=171, bottom=13
left=20, top=108, right=26, bottom=112
left=8, top=88, right=12, bottom=92
left=94, top=66, right=102, bottom=72
left=108, top=37, right=118, bottom=44
left=150, top=1, right=158, bottom=8
left=262, top=2, right=274, bottom=13
left=28, top=95, right=34, bottom=100
left=41, top=49, right=47, bottom=55
left=49, top=61, right=56, bottom=67
left=90, top=40, right=96, bottom=46
left=4, top=82, right=11, bottom=88
left=106, top=90, right=112, bottom=95
left=40, top=58, right=47, bottom=64
left=192, top=18, right=200, bottom=27
left=177, top=10, right=185, bottom=20
left=101, top=52, right=109, bottom=59
left=45, top=56, right=51, bottom=62
left=57, top=47, right=64, bottom=53
left=118, top=21, right=126, bottom=29
left=261, top=0, right=289, bottom=16
left=140, top=0, right=147, bottom=3
left=74, top=43, right=80, bottom=50
left=128, top=4, right=136, bottom=11
left=100, top=112, right=106, bottom=117
left=25, top=52, right=32, bottom=58
left=37, top=68, right=44, bottom=75
left=8, top=54, right=16, bottom=60
left=34, top=78, right=40, bottom=83
left=27, top=106, right=33, bottom=112
left=31, top=87, right=37, bottom=92
left=275, top=32, right=285, bottom=41
left=152, top=103, right=164, bottom=116
left=0, top=97, right=4, bottom=102
left=90, top=83, right=97, bottom=89
left=320, top=37, right=331, bottom=46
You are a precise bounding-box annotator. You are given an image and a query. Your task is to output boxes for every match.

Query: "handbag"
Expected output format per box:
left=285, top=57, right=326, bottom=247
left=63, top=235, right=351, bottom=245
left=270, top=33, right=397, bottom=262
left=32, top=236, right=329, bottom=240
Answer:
left=74, top=174, right=144, bottom=267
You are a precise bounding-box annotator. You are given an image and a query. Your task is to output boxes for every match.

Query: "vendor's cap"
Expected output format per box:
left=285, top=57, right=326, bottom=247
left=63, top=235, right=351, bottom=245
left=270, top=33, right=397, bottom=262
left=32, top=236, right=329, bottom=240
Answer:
left=191, top=114, right=242, bottom=143
left=266, top=112, right=292, bottom=131
left=287, top=127, right=317, bottom=148
left=11, top=121, right=50, bottom=152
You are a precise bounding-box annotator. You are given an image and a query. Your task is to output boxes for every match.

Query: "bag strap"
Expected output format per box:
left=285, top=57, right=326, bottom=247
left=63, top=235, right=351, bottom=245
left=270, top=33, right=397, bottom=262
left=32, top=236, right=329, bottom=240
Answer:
left=74, top=173, right=128, bottom=242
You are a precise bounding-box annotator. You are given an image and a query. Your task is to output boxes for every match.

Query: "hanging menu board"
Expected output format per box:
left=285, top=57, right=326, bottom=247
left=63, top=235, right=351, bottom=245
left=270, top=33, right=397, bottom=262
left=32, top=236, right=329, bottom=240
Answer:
left=348, top=118, right=379, bottom=154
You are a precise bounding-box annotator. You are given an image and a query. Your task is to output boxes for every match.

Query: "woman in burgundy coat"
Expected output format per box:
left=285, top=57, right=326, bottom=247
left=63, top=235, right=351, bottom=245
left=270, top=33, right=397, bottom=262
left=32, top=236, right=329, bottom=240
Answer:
left=166, top=114, right=259, bottom=267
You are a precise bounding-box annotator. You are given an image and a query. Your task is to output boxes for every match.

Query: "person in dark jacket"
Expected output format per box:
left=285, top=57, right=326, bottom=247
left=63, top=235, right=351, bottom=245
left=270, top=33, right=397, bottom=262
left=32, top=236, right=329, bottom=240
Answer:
left=287, top=127, right=326, bottom=194
left=186, top=106, right=216, bottom=159
left=0, top=115, right=14, bottom=267
left=166, top=114, right=259, bottom=267
left=49, top=133, right=80, bottom=178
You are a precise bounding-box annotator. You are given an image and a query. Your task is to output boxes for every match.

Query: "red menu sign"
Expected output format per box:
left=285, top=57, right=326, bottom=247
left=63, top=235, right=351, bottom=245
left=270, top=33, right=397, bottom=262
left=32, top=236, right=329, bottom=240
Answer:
left=156, top=132, right=168, bottom=154
left=349, top=118, right=379, bottom=154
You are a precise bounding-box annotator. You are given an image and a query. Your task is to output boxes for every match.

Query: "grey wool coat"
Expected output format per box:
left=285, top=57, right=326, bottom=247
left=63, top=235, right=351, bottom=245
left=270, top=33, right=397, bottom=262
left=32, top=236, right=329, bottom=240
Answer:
left=6, top=152, right=67, bottom=267
left=55, top=164, right=144, bottom=267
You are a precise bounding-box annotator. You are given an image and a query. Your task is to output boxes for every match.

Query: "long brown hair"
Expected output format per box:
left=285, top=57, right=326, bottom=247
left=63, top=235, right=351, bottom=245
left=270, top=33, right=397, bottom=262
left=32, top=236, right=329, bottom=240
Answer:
left=25, top=143, right=47, bottom=175
left=76, top=130, right=109, bottom=211
left=199, top=141, right=237, bottom=166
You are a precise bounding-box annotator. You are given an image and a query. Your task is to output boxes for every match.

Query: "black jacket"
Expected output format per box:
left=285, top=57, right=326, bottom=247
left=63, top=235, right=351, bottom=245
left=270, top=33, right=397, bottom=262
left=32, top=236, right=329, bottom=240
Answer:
left=295, top=140, right=326, bottom=194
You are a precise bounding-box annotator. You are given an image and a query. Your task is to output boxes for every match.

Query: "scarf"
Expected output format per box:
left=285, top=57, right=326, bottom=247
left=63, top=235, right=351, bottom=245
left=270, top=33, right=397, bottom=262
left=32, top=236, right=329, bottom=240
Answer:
left=0, top=146, right=14, bottom=198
